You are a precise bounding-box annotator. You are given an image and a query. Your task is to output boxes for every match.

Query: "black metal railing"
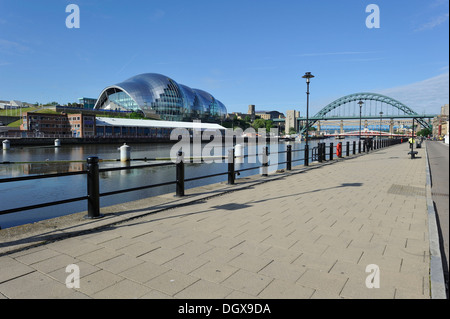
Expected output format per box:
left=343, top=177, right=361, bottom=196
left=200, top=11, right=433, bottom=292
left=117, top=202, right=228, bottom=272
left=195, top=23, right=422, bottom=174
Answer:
left=0, top=138, right=404, bottom=221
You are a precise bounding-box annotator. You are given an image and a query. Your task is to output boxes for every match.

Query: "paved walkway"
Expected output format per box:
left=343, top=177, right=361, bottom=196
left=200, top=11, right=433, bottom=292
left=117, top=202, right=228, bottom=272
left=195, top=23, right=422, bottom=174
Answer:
left=0, top=143, right=438, bottom=299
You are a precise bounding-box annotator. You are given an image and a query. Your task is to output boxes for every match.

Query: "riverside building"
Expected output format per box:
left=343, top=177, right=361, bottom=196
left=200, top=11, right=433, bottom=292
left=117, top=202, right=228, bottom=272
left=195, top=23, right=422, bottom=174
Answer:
left=15, top=112, right=225, bottom=139
left=94, top=73, right=227, bottom=122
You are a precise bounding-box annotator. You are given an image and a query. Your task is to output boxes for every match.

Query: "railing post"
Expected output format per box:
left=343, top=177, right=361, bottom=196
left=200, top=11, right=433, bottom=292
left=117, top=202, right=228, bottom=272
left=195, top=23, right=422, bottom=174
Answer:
left=304, top=144, right=309, bottom=166
left=176, top=151, right=185, bottom=197
left=262, top=146, right=269, bottom=176
left=329, top=142, right=334, bottom=161
left=228, top=148, right=235, bottom=184
left=85, top=156, right=102, bottom=219
left=318, top=143, right=323, bottom=163
left=286, top=145, right=292, bottom=171
left=346, top=141, right=350, bottom=157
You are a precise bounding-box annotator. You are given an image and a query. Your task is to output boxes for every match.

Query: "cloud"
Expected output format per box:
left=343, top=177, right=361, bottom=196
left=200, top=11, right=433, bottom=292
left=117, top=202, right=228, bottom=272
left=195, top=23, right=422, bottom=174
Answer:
left=0, top=39, right=31, bottom=54
left=295, top=51, right=379, bottom=57
left=377, top=72, right=449, bottom=114
left=415, top=13, right=449, bottom=31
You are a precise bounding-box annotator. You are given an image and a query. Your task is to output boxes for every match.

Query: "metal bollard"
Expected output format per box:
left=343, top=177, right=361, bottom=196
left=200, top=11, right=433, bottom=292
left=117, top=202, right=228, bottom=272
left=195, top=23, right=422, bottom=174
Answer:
left=262, top=146, right=269, bottom=176
left=318, top=143, right=323, bottom=163
left=2, top=140, right=10, bottom=150
left=119, top=143, right=131, bottom=162
left=228, top=148, right=235, bottom=185
left=353, top=141, right=356, bottom=155
left=358, top=140, right=361, bottom=154
left=304, top=144, right=309, bottom=166
left=286, top=145, right=292, bottom=171
left=176, top=151, right=185, bottom=197
left=85, top=157, right=102, bottom=219
left=329, top=143, right=334, bottom=161
left=320, top=143, right=326, bottom=162
left=346, top=141, right=350, bottom=157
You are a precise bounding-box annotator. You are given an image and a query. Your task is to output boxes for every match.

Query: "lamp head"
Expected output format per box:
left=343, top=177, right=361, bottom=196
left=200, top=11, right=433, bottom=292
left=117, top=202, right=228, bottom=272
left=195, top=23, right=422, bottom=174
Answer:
left=302, top=72, right=315, bottom=83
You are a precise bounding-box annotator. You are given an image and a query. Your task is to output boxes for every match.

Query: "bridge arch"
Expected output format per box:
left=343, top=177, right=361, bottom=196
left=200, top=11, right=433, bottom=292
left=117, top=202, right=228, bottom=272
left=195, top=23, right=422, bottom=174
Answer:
left=300, top=92, right=431, bottom=133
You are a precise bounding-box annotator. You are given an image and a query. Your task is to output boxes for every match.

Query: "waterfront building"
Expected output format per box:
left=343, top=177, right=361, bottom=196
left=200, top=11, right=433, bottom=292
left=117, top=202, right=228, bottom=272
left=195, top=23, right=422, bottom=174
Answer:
left=16, top=112, right=225, bottom=139
left=432, top=104, right=449, bottom=140
left=20, top=112, right=95, bottom=137
left=94, top=73, right=227, bottom=122
left=94, top=117, right=226, bottom=139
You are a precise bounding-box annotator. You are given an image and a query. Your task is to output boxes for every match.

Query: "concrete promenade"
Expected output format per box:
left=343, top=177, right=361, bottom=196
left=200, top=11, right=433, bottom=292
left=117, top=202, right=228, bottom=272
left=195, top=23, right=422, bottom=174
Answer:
left=0, top=142, right=442, bottom=299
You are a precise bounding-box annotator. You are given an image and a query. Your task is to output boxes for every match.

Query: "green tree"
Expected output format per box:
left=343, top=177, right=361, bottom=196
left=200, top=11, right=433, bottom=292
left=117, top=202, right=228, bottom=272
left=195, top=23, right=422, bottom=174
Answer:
left=252, top=118, right=266, bottom=130
left=417, top=128, right=432, bottom=137
left=288, top=127, right=297, bottom=135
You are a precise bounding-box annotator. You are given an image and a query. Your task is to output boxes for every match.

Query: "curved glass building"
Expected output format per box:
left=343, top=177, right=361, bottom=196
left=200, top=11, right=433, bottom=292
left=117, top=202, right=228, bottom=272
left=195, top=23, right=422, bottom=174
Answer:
left=94, top=73, right=227, bottom=122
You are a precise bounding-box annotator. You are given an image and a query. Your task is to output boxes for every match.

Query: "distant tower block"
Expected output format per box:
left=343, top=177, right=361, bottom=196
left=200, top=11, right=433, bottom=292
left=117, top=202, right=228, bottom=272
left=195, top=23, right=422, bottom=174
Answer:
left=248, top=105, right=255, bottom=121
left=286, top=110, right=298, bottom=133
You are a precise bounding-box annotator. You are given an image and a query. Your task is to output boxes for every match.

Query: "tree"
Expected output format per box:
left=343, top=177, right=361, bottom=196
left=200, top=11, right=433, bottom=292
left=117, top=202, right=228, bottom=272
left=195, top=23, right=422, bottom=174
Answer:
left=417, top=128, right=432, bottom=137
left=265, top=120, right=274, bottom=131
left=252, top=118, right=266, bottom=130
left=288, top=127, right=297, bottom=135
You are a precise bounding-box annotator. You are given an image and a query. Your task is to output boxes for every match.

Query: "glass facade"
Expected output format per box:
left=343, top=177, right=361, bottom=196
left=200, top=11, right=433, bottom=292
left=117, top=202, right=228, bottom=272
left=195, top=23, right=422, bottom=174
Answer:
left=94, top=73, right=227, bottom=122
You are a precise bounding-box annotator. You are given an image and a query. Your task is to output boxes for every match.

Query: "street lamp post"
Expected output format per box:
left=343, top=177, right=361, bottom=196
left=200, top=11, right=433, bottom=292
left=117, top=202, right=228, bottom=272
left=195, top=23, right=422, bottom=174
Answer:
left=302, top=72, right=314, bottom=166
left=358, top=100, right=364, bottom=140
left=379, top=111, right=383, bottom=146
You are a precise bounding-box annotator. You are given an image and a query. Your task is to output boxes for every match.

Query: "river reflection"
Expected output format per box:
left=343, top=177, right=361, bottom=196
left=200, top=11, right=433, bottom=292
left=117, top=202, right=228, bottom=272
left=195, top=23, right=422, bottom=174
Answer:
left=0, top=139, right=337, bottom=229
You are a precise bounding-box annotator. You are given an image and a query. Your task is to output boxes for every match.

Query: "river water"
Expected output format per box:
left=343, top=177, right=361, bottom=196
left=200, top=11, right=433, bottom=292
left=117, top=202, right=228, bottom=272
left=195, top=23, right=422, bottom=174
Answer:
left=0, top=138, right=338, bottom=229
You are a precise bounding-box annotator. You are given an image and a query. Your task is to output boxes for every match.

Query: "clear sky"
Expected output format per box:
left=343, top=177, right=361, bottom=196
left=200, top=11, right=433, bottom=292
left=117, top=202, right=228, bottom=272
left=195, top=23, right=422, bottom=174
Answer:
left=0, top=0, right=448, bottom=116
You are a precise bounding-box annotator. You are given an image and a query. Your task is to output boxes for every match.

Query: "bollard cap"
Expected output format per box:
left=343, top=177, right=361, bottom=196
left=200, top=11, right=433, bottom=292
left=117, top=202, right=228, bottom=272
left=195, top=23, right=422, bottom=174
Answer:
left=87, top=156, right=99, bottom=164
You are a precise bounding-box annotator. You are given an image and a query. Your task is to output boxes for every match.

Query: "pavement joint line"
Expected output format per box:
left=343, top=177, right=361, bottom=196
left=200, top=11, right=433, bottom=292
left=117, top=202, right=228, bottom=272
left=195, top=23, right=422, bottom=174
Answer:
left=0, top=146, right=390, bottom=257
left=425, top=142, right=447, bottom=299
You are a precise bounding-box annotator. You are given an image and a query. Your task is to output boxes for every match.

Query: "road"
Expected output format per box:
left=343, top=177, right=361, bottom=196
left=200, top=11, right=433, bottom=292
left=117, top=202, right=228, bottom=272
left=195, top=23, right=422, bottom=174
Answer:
left=426, top=141, right=449, bottom=297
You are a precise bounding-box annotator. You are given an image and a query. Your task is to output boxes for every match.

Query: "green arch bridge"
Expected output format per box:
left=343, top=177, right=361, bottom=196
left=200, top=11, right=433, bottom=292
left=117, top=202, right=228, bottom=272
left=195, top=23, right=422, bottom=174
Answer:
left=272, top=92, right=435, bottom=133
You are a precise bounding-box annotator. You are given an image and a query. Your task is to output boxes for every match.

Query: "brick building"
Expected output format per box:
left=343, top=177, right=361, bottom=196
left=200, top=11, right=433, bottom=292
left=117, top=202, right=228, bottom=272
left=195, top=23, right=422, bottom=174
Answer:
left=21, top=112, right=95, bottom=137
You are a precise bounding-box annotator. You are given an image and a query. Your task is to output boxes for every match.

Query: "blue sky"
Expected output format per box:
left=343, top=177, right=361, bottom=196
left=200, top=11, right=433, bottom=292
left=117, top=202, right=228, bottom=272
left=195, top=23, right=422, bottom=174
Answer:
left=0, top=0, right=448, bottom=116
